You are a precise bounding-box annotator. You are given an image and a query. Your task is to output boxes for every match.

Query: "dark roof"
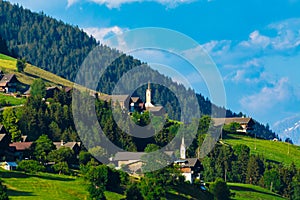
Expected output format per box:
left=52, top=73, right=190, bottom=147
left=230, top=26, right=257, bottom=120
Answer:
left=5, top=162, right=18, bottom=167
left=46, top=86, right=60, bottom=91
left=175, top=158, right=201, bottom=168
left=21, top=135, right=28, bottom=142
left=114, top=151, right=174, bottom=161
left=0, top=125, right=7, bottom=134
left=212, top=117, right=254, bottom=127
left=114, top=152, right=145, bottom=161
left=64, top=87, right=73, bottom=93
left=0, top=74, right=17, bottom=87
left=185, top=158, right=199, bottom=167
left=64, top=142, right=80, bottom=149
left=98, top=94, right=130, bottom=103
left=146, top=106, right=164, bottom=113
left=130, top=97, right=141, bottom=103
left=53, top=142, right=64, bottom=149
left=53, top=141, right=80, bottom=150
left=9, top=142, right=33, bottom=151
left=0, top=134, right=6, bottom=142
left=111, top=95, right=130, bottom=102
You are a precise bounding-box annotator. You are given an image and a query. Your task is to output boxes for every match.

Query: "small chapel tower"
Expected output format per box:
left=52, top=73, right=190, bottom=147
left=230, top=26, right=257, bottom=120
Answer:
left=180, top=137, right=186, bottom=159
left=145, top=82, right=154, bottom=108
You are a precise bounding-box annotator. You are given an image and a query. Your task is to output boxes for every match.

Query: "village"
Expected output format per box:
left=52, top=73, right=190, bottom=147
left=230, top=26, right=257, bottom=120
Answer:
left=0, top=73, right=255, bottom=186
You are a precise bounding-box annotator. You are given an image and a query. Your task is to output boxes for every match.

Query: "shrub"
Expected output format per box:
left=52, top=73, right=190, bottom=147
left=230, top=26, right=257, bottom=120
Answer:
left=17, top=160, right=45, bottom=173
left=210, top=178, right=231, bottom=200
left=0, top=179, right=9, bottom=200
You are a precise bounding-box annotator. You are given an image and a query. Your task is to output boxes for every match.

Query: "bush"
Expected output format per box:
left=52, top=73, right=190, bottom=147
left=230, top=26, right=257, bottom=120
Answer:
left=0, top=179, right=9, bottom=200
left=210, top=178, right=231, bottom=200
left=17, top=160, right=45, bottom=173
left=125, top=183, right=143, bottom=200
left=52, top=162, right=69, bottom=175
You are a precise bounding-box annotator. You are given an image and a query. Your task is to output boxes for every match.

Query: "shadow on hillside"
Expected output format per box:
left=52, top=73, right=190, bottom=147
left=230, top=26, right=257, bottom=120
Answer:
left=229, top=185, right=281, bottom=198
left=223, top=134, right=242, bottom=140
left=7, top=189, right=35, bottom=197
left=0, top=170, right=74, bottom=182
left=171, top=183, right=213, bottom=200
left=24, top=72, right=53, bottom=85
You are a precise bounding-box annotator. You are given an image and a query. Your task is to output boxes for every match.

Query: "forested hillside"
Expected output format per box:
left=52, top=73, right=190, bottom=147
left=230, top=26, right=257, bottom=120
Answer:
left=0, top=1, right=276, bottom=139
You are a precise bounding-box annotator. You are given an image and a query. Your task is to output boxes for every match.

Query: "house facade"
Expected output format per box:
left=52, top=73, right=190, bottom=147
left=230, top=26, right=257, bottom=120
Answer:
left=212, top=117, right=255, bottom=133
left=174, top=137, right=204, bottom=183
left=0, top=73, right=19, bottom=93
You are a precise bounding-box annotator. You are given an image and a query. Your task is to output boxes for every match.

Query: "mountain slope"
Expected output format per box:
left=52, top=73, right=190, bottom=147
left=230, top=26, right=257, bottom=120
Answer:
left=223, top=134, right=300, bottom=167
left=0, top=53, right=73, bottom=87
left=0, top=1, right=275, bottom=139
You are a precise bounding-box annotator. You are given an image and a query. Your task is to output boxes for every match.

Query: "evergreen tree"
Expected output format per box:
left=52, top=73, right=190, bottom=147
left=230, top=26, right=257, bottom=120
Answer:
left=246, top=155, right=265, bottom=185
left=210, top=178, right=231, bottom=200
left=0, top=179, right=8, bottom=200
left=16, top=58, right=26, bottom=72
left=2, top=108, right=21, bottom=142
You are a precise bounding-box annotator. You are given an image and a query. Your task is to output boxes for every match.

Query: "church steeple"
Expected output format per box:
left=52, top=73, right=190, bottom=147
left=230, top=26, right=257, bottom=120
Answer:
left=145, top=82, right=154, bottom=108
left=180, top=137, right=186, bottom=159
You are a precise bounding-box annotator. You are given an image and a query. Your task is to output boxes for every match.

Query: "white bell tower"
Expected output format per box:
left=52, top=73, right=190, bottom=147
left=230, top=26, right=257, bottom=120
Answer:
left=180, top=137, right=186, bottom=159
left=145, top=82, right=154, bottom=108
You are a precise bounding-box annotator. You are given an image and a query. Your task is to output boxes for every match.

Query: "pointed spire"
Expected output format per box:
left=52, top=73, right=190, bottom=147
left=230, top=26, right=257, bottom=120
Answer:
left=148, top=81, right=150, bottom=90
left=180, top=136, right=186, bottom=159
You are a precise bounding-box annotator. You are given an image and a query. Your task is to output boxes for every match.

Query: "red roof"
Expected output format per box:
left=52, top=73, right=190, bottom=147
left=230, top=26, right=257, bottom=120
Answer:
left=9, top=142, right=33, bottom=151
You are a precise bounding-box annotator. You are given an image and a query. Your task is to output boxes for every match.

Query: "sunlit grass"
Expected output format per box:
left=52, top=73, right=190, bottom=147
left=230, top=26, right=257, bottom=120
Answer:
left=224, top=134, right=300, bottom=167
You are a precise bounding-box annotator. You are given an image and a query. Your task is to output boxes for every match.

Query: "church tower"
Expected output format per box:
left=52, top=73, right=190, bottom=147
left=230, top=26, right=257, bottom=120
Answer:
left=180, top=137, right=186, bottom=159
left=145, top=82, right=154, bottom=108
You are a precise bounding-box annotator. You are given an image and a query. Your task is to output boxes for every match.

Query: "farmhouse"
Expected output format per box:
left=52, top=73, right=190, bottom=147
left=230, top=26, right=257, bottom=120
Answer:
left=53, top=140, right=81, bottom=155
left=113, top=151, right=174, bottom=174
left=0, top=161, right=17, bottom=171
left=174, top=138, right=203, bottom=183
left=0, top=73, right=19, bottom=93
left=9, top=142, right=33, bottom=160
left=212, top=117, right=255, bottom=133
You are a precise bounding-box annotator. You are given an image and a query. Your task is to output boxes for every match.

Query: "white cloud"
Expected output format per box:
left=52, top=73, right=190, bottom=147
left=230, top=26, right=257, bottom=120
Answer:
left=239, top=30, right=271, bottom=49
left=67, top=0, right=79, bottom=7
left=240, top=78, right=291, bottom=112
left=67, top=0, right=197, bottom=8
left=84, top=26, right=128, bottom=42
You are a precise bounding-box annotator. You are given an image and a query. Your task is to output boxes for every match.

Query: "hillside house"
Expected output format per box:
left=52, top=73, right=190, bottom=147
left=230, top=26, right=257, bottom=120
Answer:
left=46, top=86, right=61, bottom=99
left=1, top=161, right=17, bottom=171
left=53, top=140, right=81, bottom=155
left=212, top=117, right=255, bottom=133
left=113, top=151, right=174, bottom=174
left=0, top=73, right=19, bottom=93
left=174, top=138, right=204, bottom=183
left=9, top=142, right=33, bottom=160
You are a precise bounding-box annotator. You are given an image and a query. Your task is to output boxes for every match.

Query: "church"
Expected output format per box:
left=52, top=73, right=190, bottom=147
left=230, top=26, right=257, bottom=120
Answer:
left=174, top=137, right=204, bottom=184
left=129, top=82, right=164, bottom=115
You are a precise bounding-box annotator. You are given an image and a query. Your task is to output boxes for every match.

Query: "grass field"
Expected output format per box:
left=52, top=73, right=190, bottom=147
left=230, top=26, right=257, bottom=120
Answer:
left=0, top=53, right=73, bottom=87
left=0, top=170, right=89, bottom=200
left=223, top=134, right=300, bottom=167
left=0, top=93, right=26, bottom=107
left=228, top=183, right=286, bottom=200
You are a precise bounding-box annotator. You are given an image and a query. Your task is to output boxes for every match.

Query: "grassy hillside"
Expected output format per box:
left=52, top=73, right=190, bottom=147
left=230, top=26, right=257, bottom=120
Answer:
left=0, top=93, right=26, bottom=107
left=0, top=53, right=73, bottom=87
left=0, top=169, right=214, bottom=200
left=223, top=134, right=300, bottom=167
left=0, top=170, right=89, bottom=200
left=228, top=183, right=286, bottom=200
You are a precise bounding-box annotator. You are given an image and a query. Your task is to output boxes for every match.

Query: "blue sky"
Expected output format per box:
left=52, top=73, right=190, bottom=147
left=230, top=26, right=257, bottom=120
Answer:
left=8, top=0, right=300, bottom=141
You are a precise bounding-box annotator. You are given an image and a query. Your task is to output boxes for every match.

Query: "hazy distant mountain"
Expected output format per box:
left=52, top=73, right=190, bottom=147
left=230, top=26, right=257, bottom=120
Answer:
left=273, top=115, right=300, bottom=145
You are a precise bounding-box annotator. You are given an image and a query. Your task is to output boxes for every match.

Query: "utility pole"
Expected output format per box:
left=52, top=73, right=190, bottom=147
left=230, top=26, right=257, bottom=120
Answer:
left=254, top=132, right=257, bottom=150
left=270, top=181, right=273, bottom=192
